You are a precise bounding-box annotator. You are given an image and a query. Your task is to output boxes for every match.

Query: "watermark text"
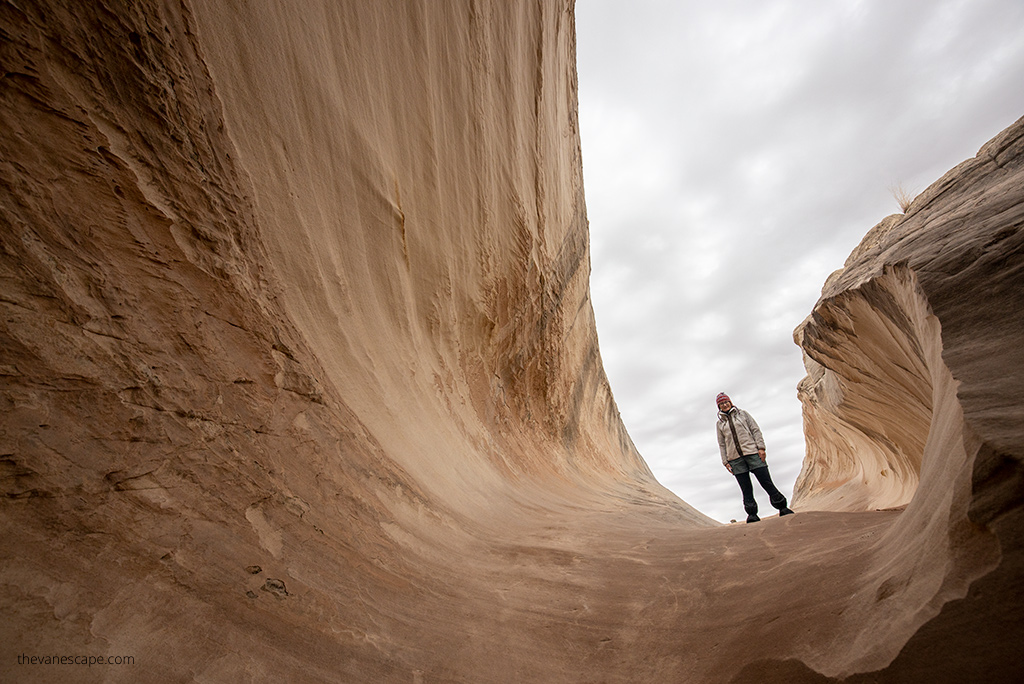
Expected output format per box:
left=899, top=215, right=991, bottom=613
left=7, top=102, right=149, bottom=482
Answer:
left=17, top=654, right=135, bottom=666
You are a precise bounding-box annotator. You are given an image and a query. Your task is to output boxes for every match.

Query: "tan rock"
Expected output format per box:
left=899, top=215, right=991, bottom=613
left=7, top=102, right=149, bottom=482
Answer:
left=790, top=116, right=1024, bottom=680
left=793, top=117, right=1024, bottom=514
left=1, top=1, right=1021, bottom=682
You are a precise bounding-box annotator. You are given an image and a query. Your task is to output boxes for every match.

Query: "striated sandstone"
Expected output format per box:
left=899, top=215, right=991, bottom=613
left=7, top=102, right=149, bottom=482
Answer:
left=1, top=1, right=1022, bottom=683
left=788, top=116, right=1024, bottom=680
left=793, top=118, right=1024, bottom=514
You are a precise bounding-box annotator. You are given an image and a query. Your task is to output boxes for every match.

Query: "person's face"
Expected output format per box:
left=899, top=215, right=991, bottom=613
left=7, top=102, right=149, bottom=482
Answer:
left=718, top=400, right=732, bottom=411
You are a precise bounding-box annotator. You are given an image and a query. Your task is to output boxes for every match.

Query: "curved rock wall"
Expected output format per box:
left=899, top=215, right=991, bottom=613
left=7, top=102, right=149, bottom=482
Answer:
left=793, top=118, right=1024, bottom=514
left=792, top=266, right=932, bottom=512
left=787, top=117, right=1024, bottom=680
left=0, top=2, right=708, bottom=682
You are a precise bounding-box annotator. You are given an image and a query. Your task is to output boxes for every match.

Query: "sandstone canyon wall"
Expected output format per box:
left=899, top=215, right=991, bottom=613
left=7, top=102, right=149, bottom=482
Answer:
left=792, top=121, right=1024, bottom=516
left=2, top=1, right=1023, bottom=683
left=781, top=116, right=1024, bottom=682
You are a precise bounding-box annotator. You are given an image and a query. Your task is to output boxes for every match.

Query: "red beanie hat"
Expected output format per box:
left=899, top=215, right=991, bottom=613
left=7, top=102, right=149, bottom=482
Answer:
left=716, top=392, right=731, bottom=406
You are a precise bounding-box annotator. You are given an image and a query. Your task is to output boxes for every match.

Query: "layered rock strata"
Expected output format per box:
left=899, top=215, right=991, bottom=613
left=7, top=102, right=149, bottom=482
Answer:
left=0, top=2, right=704, bottom=682
left=793, top=121, right=1024, bottom=514
left=787, top=117, right=1024, bottom=680
left=1, top=1, right=1022, bottom=682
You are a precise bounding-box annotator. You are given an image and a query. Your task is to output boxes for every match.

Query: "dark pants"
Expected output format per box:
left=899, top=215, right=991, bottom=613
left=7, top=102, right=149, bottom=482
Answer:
left=733, top=463, right=787, bottom=514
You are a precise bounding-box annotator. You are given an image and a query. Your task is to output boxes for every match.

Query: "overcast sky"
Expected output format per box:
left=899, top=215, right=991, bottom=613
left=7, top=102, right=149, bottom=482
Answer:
left=575, top=0, right=1024, bottom=523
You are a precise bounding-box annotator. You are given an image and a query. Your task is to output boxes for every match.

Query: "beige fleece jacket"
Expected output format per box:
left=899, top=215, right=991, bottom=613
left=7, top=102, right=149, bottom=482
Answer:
left=716, top=407, right=765, bottom=466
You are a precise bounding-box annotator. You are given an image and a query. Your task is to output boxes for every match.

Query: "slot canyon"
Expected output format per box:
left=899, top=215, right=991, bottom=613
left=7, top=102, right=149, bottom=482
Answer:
left=1, top=1, right=1022, bottom=682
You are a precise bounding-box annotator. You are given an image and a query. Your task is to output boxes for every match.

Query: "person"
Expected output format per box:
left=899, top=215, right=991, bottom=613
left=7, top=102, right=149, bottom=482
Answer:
left=715, top=392, right=794, bottom=523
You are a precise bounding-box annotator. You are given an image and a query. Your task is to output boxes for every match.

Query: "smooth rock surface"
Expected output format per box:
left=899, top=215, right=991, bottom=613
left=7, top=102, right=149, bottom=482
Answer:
left=793, top=120, right=1024, bottom=515
left=1, top=1, right=1021, bottom=682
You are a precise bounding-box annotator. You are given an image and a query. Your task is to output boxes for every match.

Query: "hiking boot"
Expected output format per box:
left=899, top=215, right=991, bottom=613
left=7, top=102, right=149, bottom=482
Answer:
left=770, top=494, right=794, bottom=516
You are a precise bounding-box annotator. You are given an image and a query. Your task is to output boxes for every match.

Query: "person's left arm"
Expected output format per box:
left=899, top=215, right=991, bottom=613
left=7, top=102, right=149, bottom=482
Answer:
left=744, top=410, right=767, bottom=461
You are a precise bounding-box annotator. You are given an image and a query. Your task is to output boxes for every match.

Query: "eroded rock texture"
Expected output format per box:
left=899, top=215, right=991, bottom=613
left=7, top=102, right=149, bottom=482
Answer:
left=789, top=118, right=1024, bottom=679
left=1, top=1, right=1022, bottom=682
left=793, top=121, right=1024, bottom=515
